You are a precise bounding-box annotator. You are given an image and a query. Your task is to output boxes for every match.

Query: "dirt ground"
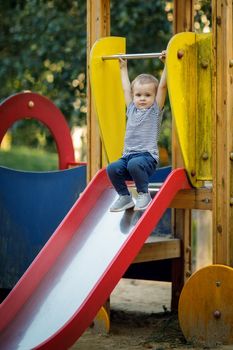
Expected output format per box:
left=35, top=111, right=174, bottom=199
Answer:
left=71, top=279, right=233, bottom=350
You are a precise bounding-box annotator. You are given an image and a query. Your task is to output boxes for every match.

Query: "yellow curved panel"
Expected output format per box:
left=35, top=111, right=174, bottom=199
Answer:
left=90, top=37, right=126, bottom=163
left=93, top=306, right=110, bottom=334
left=179, top=264, right=233, bottom=346
left=167, top=32, right=212, bottom=187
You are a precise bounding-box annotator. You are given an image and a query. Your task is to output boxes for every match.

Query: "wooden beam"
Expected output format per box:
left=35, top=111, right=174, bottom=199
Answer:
left=173, top=0, right=194, bottom=33
left=170, top=187, right=212, bottom=210
left=133, top=238, right=181, bottom=264
left=86, top=0, right=110, bottom=180
left=171, top=0, right=194, bottom=310
left=212, top=1, right=233, bottom=265
left=149, top=187, right=212, bottom=209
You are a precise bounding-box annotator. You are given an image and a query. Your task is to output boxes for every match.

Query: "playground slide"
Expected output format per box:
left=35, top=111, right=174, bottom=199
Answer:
left=0, top=168, right=190, bottom=350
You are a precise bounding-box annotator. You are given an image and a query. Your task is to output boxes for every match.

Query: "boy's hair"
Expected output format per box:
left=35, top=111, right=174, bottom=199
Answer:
left=131, top=74, right=159, bottom=91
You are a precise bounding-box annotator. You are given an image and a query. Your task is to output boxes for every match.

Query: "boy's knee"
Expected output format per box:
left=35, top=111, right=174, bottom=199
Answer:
left=107, top=162, right=121, bottom=177
left=106, top=163, right=114, bottom=176
left=127, top=158, right=142, bottom=174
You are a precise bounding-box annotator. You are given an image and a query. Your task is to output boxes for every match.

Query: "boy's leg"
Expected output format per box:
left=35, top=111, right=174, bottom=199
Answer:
left=106, top=157, right=135, bottom=212
left=127, top=153, right=156, bottom=193
left=127, top=153, right=157, bottom=210
left=106, top=157, right=131, bottom=195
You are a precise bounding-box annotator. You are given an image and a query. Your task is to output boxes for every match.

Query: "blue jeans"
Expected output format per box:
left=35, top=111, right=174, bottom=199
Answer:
left=106, top=152, right=157, bottom=195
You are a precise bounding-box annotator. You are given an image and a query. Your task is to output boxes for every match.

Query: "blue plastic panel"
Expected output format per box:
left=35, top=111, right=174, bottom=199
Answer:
left=0, top=166, right=86, bottom=289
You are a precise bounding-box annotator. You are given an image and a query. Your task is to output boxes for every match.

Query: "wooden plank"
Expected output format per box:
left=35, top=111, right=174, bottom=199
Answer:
left=86, top=0, right=111, bottom=323
left=171, top=208, right=192, bottom=310
left=86, top=0, right=110, bottom=180
left=172, top=0, right=194, bottom=310
left=183, top=209, right=192, bottom=279
left=149, top=186, right=212, bottom=209
left=212, top=1, right=233, bottom=265
left=133, top=238, right=181, bottom=263
left=170, top=187, right=212, bottom=210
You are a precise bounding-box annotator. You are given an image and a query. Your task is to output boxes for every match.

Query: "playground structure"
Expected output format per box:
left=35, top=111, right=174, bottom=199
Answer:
left=0, top=1, right=232, bottom=349
left=86, top=0, right=233, bottom=346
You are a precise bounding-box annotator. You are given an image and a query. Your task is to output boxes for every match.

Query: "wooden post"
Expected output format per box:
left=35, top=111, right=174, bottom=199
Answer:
left=86, top=0, right=110, bottom=180
left=171, top=0, right=194, bottom=310
left=212, top=1, right=233, bottom=265
left=86, top=0, right=111, bottom=329
left=173, top=0, right=194, bottom=33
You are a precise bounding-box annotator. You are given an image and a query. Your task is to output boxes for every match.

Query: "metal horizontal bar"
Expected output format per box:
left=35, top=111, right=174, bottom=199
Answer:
left=102, top=52, right=162, bottom=61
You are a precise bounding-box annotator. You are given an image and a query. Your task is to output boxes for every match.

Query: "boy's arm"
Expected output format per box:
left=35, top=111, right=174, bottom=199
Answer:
left=119, top=58, right=132, bottom=106
left=156, top=51, right=167, bottom=110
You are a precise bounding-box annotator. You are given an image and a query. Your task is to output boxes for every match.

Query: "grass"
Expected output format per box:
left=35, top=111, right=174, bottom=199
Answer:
left=0, top=146, right=58, bottom=171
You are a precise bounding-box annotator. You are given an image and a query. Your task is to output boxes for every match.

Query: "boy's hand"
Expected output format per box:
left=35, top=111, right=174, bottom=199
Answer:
left=159, top=50, right=167, bottom=63
left=119, top=57, right=131, bottom=106
left=119, top=57, right=127, bottom=69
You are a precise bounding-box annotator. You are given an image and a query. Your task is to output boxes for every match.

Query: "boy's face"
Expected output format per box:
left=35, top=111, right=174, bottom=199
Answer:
left=132, top=82, right=156, bottom=109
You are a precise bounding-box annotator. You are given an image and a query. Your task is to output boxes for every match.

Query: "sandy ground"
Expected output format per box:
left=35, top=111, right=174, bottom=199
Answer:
left=71, top=279, right=233, bottom=350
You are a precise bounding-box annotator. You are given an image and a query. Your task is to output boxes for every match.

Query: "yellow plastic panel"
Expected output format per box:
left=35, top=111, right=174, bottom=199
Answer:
left=179, top=265, right=233, bottom=346
left=167, top=32, right=212, bottom=187
left=90, top=37, right=126, bottom=163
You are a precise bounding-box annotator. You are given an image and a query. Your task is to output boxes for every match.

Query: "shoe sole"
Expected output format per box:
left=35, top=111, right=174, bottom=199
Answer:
left=110, top=201, right=135, bottom=212
left=134, top=200, right=152, bottom=211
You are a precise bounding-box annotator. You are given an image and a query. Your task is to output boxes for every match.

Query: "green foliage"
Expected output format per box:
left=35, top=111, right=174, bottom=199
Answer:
left=11, top=119, right=58, bottom=152
left=0, top=0, right=174, bottom=157
left=4, top=1, right=216, bottom=163
left=0, top=146, right=58, bottom=171
left=111, top=0, right=172, bottom=76
left=194, top=0, right=212, bottom=33
left=0, top=0, right=86, bottom=129
left=0, top=1, right=212, bottom=160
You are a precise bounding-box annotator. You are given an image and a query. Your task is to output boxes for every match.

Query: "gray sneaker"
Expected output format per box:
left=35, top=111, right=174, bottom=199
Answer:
left=134, top=192, right=152, bottom=211
left=110, top=194, right=135, bottom=212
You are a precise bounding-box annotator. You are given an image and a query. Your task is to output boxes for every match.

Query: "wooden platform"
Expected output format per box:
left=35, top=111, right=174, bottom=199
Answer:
left=132, top=184, right=212, bottom=264
left=134, top=236, right=181, bottom=263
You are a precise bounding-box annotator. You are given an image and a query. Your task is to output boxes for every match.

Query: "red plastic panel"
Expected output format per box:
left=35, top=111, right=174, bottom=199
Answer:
left=0, top=92, right=75, bottom=169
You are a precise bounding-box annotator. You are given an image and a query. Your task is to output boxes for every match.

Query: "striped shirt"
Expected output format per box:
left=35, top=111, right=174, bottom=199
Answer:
left=123, top=101, right=164, bottom=163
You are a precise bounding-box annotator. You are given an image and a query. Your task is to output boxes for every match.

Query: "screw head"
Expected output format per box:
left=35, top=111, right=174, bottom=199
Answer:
left=177, top=50, right=184, bottom=59
left=28, top=100, right=34, bottom=108
left=213, top=310, right=221, bottom=319
left=202, top=152, right=209, bottom=160
left=201, top=59, right=209, bottom=69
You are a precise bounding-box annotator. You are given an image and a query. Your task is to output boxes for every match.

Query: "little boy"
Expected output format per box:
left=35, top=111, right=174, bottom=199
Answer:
left=107, top=52, right=167, bottom=211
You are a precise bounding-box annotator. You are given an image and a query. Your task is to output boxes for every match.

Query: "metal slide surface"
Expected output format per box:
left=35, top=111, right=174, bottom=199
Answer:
left=0, top=168, right=190, bottom=350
